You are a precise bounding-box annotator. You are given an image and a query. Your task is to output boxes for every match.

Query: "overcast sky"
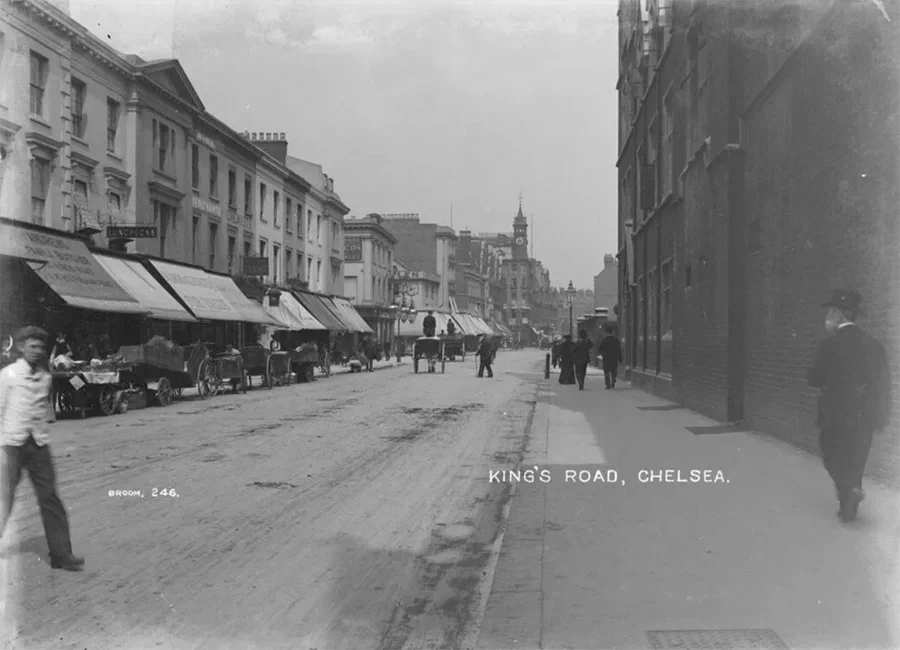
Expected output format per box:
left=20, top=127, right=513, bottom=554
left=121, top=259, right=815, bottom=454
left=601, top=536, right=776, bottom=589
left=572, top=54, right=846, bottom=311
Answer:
left=71, top=0, right=619, bottom=290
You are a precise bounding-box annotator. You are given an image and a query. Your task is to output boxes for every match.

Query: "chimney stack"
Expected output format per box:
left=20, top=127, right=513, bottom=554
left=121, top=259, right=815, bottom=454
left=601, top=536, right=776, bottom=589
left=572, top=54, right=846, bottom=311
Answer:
left=604, top=254, right=617, bottom=270
left=248, top=130, right=288, bottom=164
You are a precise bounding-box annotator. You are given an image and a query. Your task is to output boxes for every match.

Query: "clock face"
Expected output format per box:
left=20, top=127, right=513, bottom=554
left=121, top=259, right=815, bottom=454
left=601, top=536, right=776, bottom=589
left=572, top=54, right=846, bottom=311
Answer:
left=515, top=237, right=524, bottom=246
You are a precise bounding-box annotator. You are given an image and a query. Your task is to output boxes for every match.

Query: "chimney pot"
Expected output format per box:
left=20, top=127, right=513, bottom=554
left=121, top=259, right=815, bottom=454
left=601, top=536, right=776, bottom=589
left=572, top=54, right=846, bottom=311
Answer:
left=251, top=132, right=256, bottom=139
left=280, top=132, right=285, bottom=140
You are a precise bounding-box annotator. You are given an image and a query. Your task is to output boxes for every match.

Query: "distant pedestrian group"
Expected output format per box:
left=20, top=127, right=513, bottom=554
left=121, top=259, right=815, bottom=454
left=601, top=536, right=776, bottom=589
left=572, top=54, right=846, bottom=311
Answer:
left=556, top=325, right=622, bottom=391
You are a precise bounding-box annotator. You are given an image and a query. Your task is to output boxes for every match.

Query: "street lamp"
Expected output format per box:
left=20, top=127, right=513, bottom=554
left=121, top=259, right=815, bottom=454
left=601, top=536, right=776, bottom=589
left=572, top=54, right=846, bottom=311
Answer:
left=566, top=281, right=576, bottom=338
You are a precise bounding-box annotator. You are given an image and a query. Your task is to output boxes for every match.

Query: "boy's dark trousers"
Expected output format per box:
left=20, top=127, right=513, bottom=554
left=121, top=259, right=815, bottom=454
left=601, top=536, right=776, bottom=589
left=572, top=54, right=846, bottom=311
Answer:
left=604, top=367, right=618, bottom=388
left=478, top=358, right=493, bottom=378
left=1, top=435, right=73, bottom=560
left=575, top=362, right=588, bottom=389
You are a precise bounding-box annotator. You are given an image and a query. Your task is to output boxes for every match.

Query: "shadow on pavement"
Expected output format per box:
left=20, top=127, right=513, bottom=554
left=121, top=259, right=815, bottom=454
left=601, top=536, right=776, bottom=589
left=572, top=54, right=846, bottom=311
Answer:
left=506, top=374, right=898, bottom=650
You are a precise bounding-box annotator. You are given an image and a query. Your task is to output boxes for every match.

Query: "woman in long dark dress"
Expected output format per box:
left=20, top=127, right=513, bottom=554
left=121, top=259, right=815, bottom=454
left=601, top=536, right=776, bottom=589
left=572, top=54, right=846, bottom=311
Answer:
left=558, top=334, right=577, bottom=384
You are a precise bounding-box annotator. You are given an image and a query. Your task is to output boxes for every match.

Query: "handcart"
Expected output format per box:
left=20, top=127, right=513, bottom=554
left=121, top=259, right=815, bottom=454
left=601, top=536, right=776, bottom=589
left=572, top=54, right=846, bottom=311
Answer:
left=117, top=338, right=195, bottom=406
left=51, top=359, right=133, bottom=417
left=182, top=342, right=244, bottom=397
left=413, top=336, right=446, bottom=374
left=241, top=345, right=275, bottom=389
left=441, top=334, right=465, bottom=361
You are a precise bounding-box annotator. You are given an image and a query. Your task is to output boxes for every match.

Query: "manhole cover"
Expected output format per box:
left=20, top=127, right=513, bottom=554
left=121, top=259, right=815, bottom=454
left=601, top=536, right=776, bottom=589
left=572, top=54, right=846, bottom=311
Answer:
left=685, top=424, right=748, bottom=435
left=647, top=629, right=788, bottom=649
left=637, top=405, right=683, bottom=411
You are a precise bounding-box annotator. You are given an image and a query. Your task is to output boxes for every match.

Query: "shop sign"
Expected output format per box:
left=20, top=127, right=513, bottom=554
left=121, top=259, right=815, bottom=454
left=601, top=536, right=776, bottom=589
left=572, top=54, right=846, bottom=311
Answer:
left=344, top=237, right=362, bottom=262
left=192, top=196, right=222, bottom=218
left=243, top=256, right=269, bottom=276
left=106, top=226, right=157, bottom=238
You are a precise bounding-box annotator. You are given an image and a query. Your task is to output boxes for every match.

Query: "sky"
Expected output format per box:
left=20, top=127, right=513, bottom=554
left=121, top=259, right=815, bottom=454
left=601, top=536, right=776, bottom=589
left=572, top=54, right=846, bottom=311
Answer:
left=69, top=0, right=619, bottom=290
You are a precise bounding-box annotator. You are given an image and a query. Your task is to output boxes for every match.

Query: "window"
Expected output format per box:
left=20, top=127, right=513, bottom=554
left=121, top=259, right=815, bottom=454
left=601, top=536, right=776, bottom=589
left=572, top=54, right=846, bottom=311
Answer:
left=30, top=51, right=48, bottom=116
left=228, top=236, right=236, bottom=273
left=191, top=145, right=200, bottom=189
left=273, top=245, right=280, bottom=281
left=285, top=249, right=293, bottom=280
left=244, top=176, right=252, bottom=214
left=297, top=254, right=303, bottom=280
left=259, top=183, right=267, bottom=221
left=662, top=91, right=675, bottom=197
left=661, top=260, right=672, bottom=334
left=273, top=190, right=280, bottom=227
left=108, top=192, right=121, bottom=216
left=307, top=257, right=313, bottom=283
left=307, top=209, right=313, bottom=241
left=259, top=240, right=267, bottom=258
left=209, top=223, right=218, bottom=270
left=285, top=198, right=292, bottom=232
left=296, top=204, right=303, bottom=238
left=243, top=240, right=252, bottom=267
left=30, top=158, right=49, bottom=224
left=316, top=214, right=322, bottom=245
left=192, top=216, right=200, bottom=263
left=107, top=99, right=120, bottom=153
left=317, top=260, right=322, bottom=290
left=71, top=78, right=86, bottom=138
left=209, top=154, right=218, bottom=197
left=152, top=119, right=174, bottom=172
left=684, top=263, right=692, bottom=288
left=228, top=169, right=237, bottom=207
left=747, top=219, right=762, bottom=253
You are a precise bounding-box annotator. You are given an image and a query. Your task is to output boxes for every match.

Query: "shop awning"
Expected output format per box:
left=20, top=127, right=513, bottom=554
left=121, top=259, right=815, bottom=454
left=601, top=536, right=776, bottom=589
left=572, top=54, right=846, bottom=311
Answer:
left=93, top=254, right=196, bottom=322
left=449, top=313, right=478, bottom=335
left=294, top=291, right=347, bottom=331
left=474, top=316, right=496, bottom=336
left=265, top=290, right=326, bottom=331
left=319, top=296, right=358, bottom=332
left=0, top=220, right=144, bottom=314
left=146, top=260, right=245, bottom=321
left=205, top=272, right=286, bottom=327
left=332, top=297, right=374, bottom=334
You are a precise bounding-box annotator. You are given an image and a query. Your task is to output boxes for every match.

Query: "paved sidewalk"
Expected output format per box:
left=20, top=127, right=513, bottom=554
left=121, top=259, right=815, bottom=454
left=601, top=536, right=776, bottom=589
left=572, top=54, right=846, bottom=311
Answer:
left=478, top=370, right=900, bottom=650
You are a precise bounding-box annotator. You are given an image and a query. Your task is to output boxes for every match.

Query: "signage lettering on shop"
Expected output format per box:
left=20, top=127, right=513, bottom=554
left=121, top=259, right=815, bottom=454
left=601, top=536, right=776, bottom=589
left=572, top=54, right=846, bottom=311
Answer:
left=106, top=226, right=157, bottom=238
left=243, top=257, right=269, bottom=276
left=160, top=271, right=234, bottom=313
left=0, top=227, right=134, bottom=303
left=344, top=237, right=362, bottom=262
left=192, top=195, right=222, bottom=218
left=195, top=132, right=217, bottom=150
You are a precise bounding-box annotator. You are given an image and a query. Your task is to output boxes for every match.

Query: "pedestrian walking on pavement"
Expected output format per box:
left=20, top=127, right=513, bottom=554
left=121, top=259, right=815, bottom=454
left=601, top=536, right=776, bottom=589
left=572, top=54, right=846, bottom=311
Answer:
left=0, top=326, right=84, bottom=571
left=476, top=335, right=494, bottom=378
left=557, top=334, right=576, bottom=385
left=573, top=329, right=594, bottom=390
left=807, top=289, right=892, bottom=523
left=597, top=324, right=623, bottom=389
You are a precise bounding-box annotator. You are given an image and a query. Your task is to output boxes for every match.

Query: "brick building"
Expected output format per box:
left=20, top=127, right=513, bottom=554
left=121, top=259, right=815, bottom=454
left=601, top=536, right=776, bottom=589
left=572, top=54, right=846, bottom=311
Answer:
left=617, top=0, right=899, bottom=483
left=593, top=254, right=618, bottom=314
left=382, top=214, right=457, bottom=309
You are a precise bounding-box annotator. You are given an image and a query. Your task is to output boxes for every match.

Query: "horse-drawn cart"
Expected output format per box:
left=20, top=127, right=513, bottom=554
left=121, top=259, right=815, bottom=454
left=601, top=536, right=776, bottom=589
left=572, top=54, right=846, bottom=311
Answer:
left=413, top=336, right=446, bottom=374
left=117, top=338, right=195, bottom=406
left=240, top=345, right=293, bottom=389
left=441, top=334, right=465, bottom=361
left=290, top=342, right=319, bottom=382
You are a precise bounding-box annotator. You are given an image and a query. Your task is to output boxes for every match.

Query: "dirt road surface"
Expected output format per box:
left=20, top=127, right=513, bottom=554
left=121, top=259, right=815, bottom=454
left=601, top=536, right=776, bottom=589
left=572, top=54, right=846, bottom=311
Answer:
left=0, top=351, right=540, bottom=650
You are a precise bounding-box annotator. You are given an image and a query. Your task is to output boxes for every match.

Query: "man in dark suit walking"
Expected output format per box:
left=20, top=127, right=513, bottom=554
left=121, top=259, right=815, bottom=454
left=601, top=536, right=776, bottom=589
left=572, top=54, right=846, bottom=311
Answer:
left=476, top=335, right=494, bottom=378
left=807, top=289, right=892, bottom=523
left=573, top=329, right=594, bottom=390
left=597, top=324, right=624, bottom=389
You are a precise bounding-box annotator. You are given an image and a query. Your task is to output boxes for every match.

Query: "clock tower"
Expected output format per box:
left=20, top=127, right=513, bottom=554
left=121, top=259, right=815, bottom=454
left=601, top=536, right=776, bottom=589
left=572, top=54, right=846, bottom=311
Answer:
left=512, top=194, right=528, bottom=260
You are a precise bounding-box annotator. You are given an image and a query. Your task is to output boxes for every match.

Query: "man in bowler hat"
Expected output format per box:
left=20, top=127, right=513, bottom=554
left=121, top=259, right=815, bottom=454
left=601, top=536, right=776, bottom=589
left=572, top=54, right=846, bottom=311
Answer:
left=807, top=290, right=892, bottom=523
left=0, top=326, right=84, bottom=570
left=597, top=324, right=624, bottom=389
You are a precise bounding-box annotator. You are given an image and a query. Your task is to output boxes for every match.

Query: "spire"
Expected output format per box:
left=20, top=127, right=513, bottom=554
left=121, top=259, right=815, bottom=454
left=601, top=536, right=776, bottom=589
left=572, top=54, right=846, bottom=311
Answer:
left=515, top=192, right=526, bottom=223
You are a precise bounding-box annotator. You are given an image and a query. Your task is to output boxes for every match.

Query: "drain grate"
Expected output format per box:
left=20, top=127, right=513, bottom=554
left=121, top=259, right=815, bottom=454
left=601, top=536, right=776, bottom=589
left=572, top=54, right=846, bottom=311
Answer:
left=647, top=629, right=788, bottom=649
left=685, top=424, right=748, bottom=435
left=637, top=405, right=683, bottom=411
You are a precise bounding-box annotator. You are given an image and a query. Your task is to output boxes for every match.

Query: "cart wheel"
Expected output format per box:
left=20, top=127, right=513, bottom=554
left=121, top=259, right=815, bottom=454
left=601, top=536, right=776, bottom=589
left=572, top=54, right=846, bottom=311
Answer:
left=265, top=357, right=274, bottom=389
left=305, top=365, right=315, bottom=382
left=208, top=369, right=221, bottom=397
left=156, top=377, right=173, bottom=406
left=197, top=359, right=211, bottom=399
left=97, top=386, right=117, bottom=416
left=56, top=389, right=77, bottom=415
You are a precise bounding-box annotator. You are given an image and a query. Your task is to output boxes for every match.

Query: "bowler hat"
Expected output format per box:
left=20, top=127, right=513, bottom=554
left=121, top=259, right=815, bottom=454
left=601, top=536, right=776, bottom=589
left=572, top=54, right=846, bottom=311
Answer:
left=822, top=289, right=862, bottom=313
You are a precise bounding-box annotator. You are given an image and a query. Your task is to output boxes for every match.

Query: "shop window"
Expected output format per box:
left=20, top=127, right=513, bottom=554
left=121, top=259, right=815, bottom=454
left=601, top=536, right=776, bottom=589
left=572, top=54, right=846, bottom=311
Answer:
left=71, top=78, right=86, bottom=138
left=30, top=51, right=48, bottom=116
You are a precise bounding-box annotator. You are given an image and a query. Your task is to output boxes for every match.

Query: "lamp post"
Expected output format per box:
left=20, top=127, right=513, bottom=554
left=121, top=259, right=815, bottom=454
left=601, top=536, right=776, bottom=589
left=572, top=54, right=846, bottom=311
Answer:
left=391, top=270, right=419, bottom=359
left=566, top=281, right=576, bottom=338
